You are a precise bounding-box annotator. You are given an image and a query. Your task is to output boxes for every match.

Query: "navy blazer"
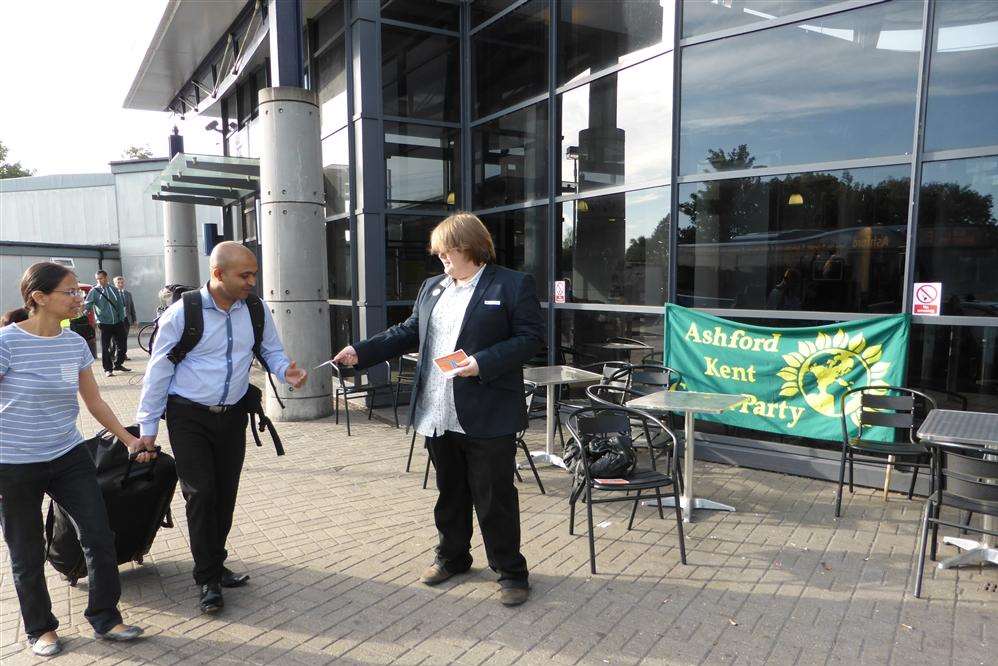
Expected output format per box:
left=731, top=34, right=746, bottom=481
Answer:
left=353, top=264, right=545, bottom=438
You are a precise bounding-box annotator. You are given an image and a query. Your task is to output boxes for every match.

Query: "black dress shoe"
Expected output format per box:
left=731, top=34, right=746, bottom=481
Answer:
left=113, top=365, right=132, bottom=372
left=220, top=568, right=250, bottom=588
left=199, top=583, right=223, bottom=613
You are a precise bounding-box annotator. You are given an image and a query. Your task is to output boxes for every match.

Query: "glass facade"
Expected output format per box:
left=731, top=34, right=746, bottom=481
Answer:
left=677, top=165, right=910, bottom=312
left=250, top=0, right=997, bottom=474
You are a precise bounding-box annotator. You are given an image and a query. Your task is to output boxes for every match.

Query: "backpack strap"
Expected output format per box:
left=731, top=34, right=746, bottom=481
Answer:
left=166, top=291, right=204, bottom=365
left=245, top=294, right=285, bottom=409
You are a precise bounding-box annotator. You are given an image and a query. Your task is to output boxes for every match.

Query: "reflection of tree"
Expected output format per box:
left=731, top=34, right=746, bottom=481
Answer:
left=919, top=182, right=994, bottom=227
left=677, top=145, right=924, bottom=244
left=625, top=215, right=669, bottom=265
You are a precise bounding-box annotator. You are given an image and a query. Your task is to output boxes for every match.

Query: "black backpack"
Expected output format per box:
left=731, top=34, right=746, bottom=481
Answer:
left=155, top=290, right=285, bottom=456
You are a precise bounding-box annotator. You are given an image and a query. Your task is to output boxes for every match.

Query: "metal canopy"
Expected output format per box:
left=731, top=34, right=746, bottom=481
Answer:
left=146, top=153, right=259, bottom=207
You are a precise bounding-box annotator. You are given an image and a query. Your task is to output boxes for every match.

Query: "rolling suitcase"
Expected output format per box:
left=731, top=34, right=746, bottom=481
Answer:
left=45, top=426, right=178, bottom=585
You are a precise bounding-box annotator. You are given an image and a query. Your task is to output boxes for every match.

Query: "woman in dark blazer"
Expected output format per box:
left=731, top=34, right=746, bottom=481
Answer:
left=332, top=212, right=544, bottom=606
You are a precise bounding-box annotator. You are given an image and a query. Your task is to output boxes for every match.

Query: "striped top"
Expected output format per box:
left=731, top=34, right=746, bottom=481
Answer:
left=0, top=324, right=94, bottom=464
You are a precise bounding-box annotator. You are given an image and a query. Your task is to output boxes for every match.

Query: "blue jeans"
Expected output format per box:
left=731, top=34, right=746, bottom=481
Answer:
left=0, top=444, right=123, bottom=639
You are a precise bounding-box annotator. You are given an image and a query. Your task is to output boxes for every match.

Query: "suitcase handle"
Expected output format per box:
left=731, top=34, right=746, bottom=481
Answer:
left=121, top=446, right=162, bottom=489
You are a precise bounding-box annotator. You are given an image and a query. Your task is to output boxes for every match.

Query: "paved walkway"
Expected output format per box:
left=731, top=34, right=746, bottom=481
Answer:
left=1, top=355, right=994, bottom=665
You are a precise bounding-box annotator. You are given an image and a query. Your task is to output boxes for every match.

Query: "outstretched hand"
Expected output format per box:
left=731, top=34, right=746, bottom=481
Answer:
left=332, top=345, right=358, bottom=367
left=285, top=361, right=308, bottom=388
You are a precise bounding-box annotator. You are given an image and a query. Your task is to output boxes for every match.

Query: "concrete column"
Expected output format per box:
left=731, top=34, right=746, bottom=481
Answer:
left=163, top=201, right=200, bottom=287
left=258, top=86, right=333, bottom=420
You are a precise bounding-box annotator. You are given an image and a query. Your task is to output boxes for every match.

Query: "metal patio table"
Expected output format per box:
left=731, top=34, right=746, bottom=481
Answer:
left=523, top=365, right=602, bottom=469
left=917, top=409, right=998, bottom=569
left=627, top=390, right=745, bottom=522
left=585, top=341, right=651, bottom=362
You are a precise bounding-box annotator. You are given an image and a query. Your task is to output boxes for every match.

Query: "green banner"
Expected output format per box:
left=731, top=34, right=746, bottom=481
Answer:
left=664, top=305, right=910, bottom=442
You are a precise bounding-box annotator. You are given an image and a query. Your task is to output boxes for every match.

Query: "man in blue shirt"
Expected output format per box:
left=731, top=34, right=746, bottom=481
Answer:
left=83, top=270, right=129, bottom=376
left=136, top=242, right=307, bottom=614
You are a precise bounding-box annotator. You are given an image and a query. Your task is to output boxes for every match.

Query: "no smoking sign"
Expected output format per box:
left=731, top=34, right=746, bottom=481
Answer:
left=912, top=282, right=941, bottom=316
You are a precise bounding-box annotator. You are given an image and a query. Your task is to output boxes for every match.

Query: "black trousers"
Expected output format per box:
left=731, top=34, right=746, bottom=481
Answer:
left=427, top=431, right=529, bottom=588
left=0, top=445, right=123, bottom=638
left=98, top=322, right=127, bottom=371
left=166, top=401, right=248, bottom=585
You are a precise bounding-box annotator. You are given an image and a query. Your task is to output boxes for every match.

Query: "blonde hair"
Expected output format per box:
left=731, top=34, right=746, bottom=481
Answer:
left=428, top=212, right=496, bottom=265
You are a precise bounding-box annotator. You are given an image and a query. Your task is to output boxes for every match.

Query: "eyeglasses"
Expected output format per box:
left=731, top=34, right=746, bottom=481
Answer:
left=53, top=289, right=85, bottom=298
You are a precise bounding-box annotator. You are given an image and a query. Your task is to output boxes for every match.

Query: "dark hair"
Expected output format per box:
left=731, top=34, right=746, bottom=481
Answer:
left=20, top=262, right=75, bottom=312
left=1, top=308, right=29, bottom=327
left=95, top=270, right=108, bottom=278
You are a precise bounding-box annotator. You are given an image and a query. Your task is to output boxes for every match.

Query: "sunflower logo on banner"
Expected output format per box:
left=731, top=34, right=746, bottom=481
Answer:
left=664, top=305, right=910, bottom=441
left=777, top=330, right=894, bottom=424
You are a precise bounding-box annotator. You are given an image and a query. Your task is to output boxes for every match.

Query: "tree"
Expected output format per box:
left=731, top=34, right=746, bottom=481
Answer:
left=0, top=140, right=34, bottom=179
left=122, top=145, right=153, bottom=160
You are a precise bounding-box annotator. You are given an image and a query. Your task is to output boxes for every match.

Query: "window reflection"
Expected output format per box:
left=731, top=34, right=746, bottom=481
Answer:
left=381, top=0, right=459, bottom=29
left=471, top=0, right=517, bottom=27
left=924, top=0, right=998, bottom=152
left=315, top=36, right=348, bottom=136
left=908, top=324, right=998, bottom=414
left=329, top=305, right=353, bottom=356
left=472, top=101, right=549, bottom=209
left=385, top=122, right=459, bottom=211
left=386, top=215, right=439, bottom=301
left=559, top=187, right=670, bottom=306
left=326, top=219, right=352, bottom=299
left=559, top=0, right=674, bottom=85
left=559, top=53, right=672, bottom=195
left=386, top=208, right=547, bottom=300
left=382, top=26, right=459, bottom=122
left=478, top=205, right=548, bottom=293
left=471, top=0, right=549, bottom=118
left=677, top=164, right=910, bottom=313
left=680, top=1, right=922, bottom=174
left=915, top=156, right=998, bottom=317
left=682, top=0, right=841, bottom=38
left=556, top=309, right=663, bottom=366
left=322, top=129, right=350, bottom=216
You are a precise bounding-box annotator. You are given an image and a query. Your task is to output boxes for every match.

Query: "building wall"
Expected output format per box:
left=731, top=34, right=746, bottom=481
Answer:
left=0, top=249, right=121, bottom=315
left=0, top=174, right=118, bottom=245
left=0, top=162, right=216, bottom=323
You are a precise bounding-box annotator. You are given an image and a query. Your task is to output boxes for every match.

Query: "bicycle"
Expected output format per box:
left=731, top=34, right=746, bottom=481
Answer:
left=137, top=316, right=161, bottom=354
left=139, top=284, right=195, bottom=354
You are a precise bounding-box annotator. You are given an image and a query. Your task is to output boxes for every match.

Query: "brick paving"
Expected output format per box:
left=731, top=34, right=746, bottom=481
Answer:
left=1, top=354, right=994, bottom=665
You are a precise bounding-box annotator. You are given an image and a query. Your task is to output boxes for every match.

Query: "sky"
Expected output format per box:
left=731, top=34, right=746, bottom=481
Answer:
left=0, top=0, right=221, bottom=176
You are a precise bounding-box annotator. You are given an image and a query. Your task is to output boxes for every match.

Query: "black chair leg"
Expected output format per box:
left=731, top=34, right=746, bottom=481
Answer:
left=847, top=449, right=854, bottom=493
left=367, top=390, right=375, bottom=421
left=391, top=385, right=400, bottom=428
left=344, top=395, right=352, bottom=436
left=586, top=487, right=597, bottom=574
left=914, top=500, right=932, bottom=598
left=962, top=511, right=974, bottom=535
left=519, top=440, right=545, bottom=495
left=514, top=462, right=523, bottom=483
left=835, top=445, right=848, bottom=517
left=334, top=389, right=340, bottom=424
left=628, top=489, right=642, bottom=530
left=907, top=463, right=919, bottom=500
left=405, top=429, right=417, bottom=473
left=569, top=482, right=584, bottom=535
left=930, top=500, right=941, bottom=561
left=672, top=481, right=687, bottom=565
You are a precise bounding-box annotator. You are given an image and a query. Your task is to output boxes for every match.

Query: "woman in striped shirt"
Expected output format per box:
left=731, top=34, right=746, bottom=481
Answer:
left=0, top=262, right=152, bottom=657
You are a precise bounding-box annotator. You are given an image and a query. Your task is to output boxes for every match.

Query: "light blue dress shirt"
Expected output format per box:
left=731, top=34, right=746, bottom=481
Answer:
left=136, top=285, right=291, bottom=437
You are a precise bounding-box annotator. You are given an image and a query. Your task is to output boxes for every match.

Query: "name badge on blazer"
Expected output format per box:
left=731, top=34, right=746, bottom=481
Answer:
left=484, top=300, right=501, bottom=306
